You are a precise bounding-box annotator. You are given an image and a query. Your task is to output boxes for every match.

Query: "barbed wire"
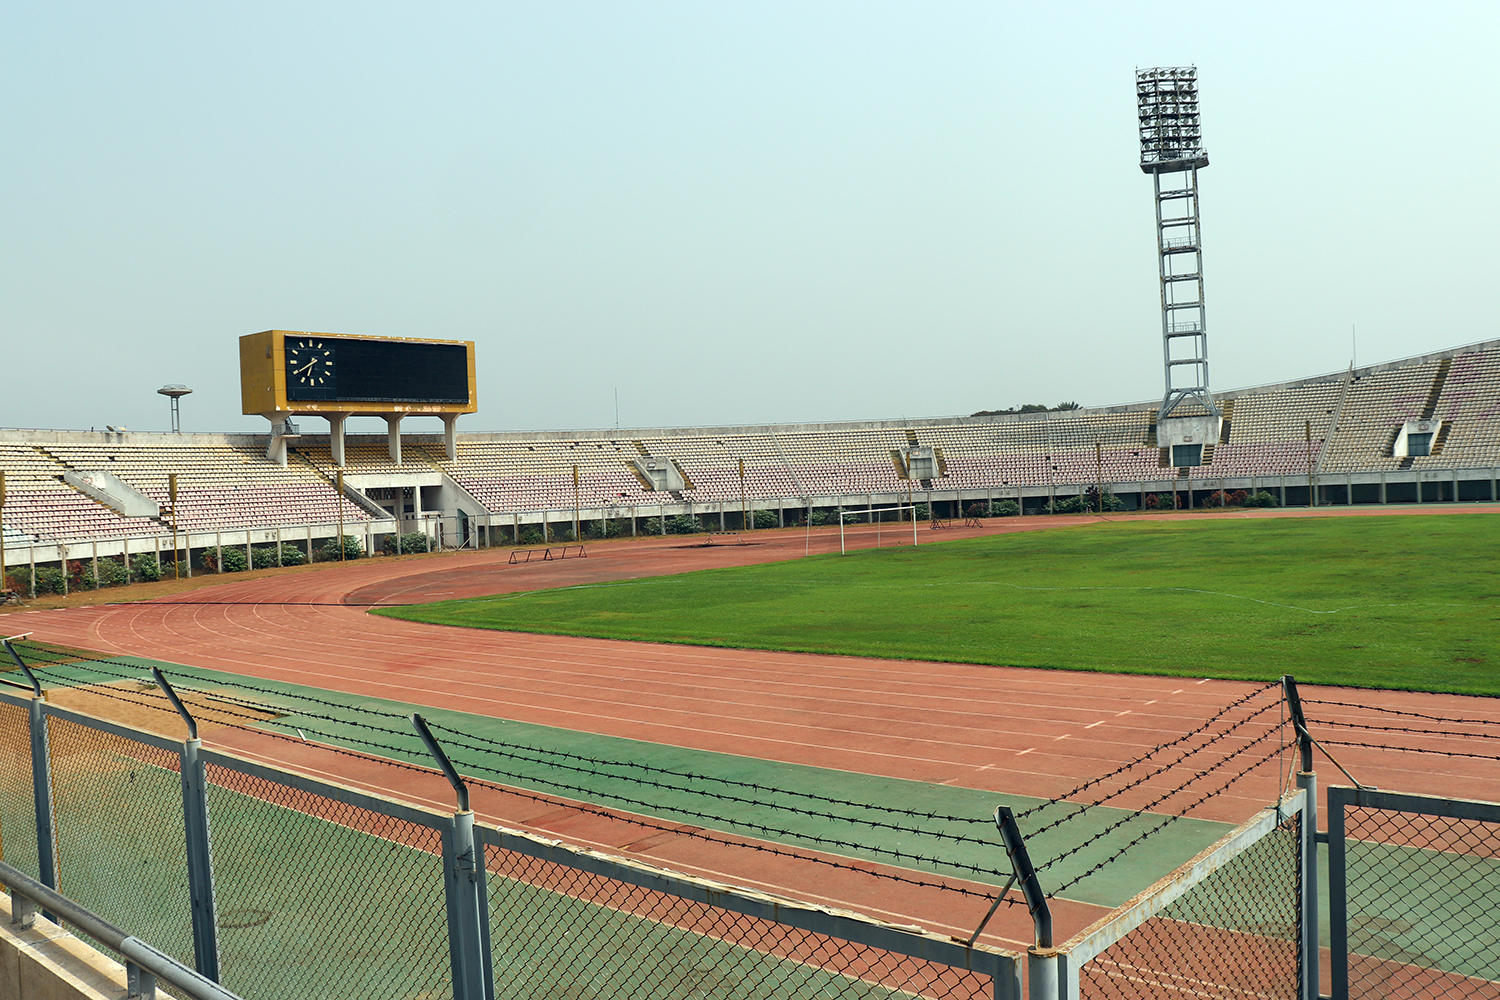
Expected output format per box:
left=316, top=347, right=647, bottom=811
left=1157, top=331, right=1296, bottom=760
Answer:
left=18, top=666, right=1013, bottom=903
left=1020, top=697, right=1283, bottom=841
left=1015, top=682, right=1281, bottom=820
left=18, top=654, right=1011, bottom=876
left=1303, top=697, right=1500, bottom=728
left=6, top=639, right=1291, bottom=903
left=1305, top=718, right=1500, bottom=742
left=1316, top=738, right=1500, bottom=764
left=424, top=719, right=993, bottom=828
left=1036, top=723, right=1282, bottom=879
left=1045, top=726, right=1285, bottom=897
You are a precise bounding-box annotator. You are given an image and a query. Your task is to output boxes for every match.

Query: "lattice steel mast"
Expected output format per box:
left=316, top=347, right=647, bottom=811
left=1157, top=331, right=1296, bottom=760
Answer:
left=1138, top=67, right=1218, bottom=422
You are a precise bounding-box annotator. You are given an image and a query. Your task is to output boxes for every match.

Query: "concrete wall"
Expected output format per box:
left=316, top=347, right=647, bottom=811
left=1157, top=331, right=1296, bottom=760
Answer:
left=0, top=894, right=129, bottom=1000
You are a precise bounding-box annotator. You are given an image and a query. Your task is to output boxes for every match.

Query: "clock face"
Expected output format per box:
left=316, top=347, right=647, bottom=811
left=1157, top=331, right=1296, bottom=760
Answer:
left=285, top=338, right=338, bottom=400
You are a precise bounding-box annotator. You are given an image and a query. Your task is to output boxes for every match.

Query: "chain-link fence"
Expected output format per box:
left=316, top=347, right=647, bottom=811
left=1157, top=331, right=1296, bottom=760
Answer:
left=1330, top=786, right=1500, bottom=1000
left=0, top=698, right=38, bottom=880
left=1056, top=791, right=1306, bottom=1000
left=480, top=828, right=999, bottom=1000
left=46, top=715, right=197, bottom=971
left=0, top=685, right=1020, bottom=1000
left=203, top=757, right=452, bottom=1000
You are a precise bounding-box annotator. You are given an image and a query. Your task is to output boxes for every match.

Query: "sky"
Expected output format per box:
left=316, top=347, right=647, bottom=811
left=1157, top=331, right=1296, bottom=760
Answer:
left=3, top=2, right=1498, bottom=437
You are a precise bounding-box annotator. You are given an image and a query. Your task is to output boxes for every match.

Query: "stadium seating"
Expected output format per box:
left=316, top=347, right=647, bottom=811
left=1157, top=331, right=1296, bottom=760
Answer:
left=4, top=341, right=1500, bottom=545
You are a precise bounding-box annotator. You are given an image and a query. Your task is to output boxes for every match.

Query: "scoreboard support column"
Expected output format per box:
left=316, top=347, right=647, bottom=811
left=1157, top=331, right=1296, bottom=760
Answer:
left=443, top=414, right=459, bottom=461
left=385, top=415, right=403, bottom=465
left=328, top=413, right=349, bottom=467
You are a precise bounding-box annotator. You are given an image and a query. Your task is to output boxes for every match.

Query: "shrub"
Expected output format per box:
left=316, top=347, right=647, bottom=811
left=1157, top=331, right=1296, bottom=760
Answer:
left=584, top=518, right=624, bottom=539
left=97, top=558, right=129, bottom=588
left=251, top=546, right=280, bottom=569
left=1082, top=487, right=1127, bottom=513
left=34, top=567, right=67, bottom=594
left=992, top=499, right=1020, bottom=517
left=665, top=514, right=704, bottom=535
left=1051, top=496, right=1087, bottom=515
left=518, top=527, right=544, bottom=546
left=316, top=535, right=363, bottom=561
left=202, top=546, right=249, bottom=573
left=130, top=552, right=162, bottom=582
left=384, top=532, right=430, bottom=555
left=1243, top=490, right=1280, bottom=508
left=66, top=560, right=97, bottom=590
left=914, top=503, right=931, bottom=521
left=550, top=525, right=576, bottom=543
left=279, top=545, right=306, bottom=566
left=808, top=510, right=840, bottom=527
left=752, top=510, right=778, bottom=529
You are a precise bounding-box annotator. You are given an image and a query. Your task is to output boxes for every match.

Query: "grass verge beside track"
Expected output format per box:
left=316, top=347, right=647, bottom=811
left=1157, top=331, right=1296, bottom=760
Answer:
left=377, top=514, right=1500, bottom=696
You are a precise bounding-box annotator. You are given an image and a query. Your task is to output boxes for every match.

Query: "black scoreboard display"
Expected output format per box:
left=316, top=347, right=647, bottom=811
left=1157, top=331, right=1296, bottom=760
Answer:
left=284, top=336, right=470, bottom=403
left=241, top=331, right=478, bottom=416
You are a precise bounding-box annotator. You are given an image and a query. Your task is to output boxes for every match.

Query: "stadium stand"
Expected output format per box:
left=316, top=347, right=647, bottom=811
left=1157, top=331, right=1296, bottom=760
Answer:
left=3, top=340, right=1499, bottom=553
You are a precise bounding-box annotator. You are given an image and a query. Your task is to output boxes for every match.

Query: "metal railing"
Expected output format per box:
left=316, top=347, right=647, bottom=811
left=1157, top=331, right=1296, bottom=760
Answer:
left=1, top=859, right=245, bottom=1000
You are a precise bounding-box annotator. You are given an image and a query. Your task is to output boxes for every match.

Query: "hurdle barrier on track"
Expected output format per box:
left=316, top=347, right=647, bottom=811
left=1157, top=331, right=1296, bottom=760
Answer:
left=508, top=544, right=586, bottom=565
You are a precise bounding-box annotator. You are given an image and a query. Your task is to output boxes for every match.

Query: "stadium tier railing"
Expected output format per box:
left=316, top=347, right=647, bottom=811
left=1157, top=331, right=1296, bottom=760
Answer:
left=0, top=665, right=1023, bottom=1000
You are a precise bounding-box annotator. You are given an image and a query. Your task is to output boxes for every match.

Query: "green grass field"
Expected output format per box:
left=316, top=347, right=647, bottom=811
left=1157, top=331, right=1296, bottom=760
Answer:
left=378, top=514, right=1500, bottom=696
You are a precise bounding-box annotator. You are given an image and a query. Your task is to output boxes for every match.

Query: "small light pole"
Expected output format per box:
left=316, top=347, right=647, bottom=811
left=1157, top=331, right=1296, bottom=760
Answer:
left=169, top=473, right=180, bottom=579
left=158, top=385, right=192, bottom=434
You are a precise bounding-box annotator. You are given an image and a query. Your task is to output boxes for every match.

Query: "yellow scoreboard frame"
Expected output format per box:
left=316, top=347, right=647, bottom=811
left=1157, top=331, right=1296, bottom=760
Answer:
left=240, top=330, right=478, bottom=418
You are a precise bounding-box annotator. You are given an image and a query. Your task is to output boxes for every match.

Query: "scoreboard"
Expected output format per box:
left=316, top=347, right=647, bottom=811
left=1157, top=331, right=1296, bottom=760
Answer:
left=240, top=331, right=477, bottom=417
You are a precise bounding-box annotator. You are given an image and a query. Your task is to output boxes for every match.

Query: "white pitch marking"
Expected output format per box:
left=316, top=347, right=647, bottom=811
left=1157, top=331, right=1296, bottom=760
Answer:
left=1084, top=721, right=1104, bottom=729
left=1016, top=747, right=1035, bottom=756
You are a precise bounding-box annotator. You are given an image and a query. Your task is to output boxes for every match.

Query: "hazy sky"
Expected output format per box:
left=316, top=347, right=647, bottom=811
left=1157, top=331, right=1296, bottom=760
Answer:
left=4, top=3, right=1497, bottom=436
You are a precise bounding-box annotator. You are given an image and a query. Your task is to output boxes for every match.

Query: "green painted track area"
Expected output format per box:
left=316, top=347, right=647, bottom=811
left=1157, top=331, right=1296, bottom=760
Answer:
left=15, top=650, right=1226, bottom=909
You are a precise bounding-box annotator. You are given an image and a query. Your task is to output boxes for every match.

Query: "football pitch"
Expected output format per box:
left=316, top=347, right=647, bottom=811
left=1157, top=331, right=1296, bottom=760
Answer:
left=378, top=513, right=1500, bottom=696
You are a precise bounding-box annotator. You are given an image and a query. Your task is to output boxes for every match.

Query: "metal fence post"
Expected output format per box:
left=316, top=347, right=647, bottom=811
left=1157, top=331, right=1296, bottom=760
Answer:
left=413, top=715, right=493, bottom=1000
left=4, top=638, right=57, bottom=895
left=28, top=696, right=56, bottom=893
left=1297, top=772, right=1318, bottom=1000
left=1283, top=675, right=1319, bottom=1000
left=153, top=667, right=220, bottom=981
left=995, top=806, right=1059, bottom=1000
left=1327, top=788, right=1348, bottom=1000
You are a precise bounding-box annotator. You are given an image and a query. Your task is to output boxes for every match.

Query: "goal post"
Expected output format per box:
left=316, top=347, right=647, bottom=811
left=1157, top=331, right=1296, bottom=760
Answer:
left=837, top=503, right=918, bottom=554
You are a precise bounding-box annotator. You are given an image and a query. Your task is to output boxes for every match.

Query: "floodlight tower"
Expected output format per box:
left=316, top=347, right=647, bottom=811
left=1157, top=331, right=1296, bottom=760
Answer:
left=158, top=384, right=192, bottom=433
left=1137, top=67, right=1220, bottom=440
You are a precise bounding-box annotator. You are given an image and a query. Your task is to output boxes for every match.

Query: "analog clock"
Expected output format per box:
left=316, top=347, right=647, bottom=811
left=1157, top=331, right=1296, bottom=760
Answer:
left=285, top=338, right=338, bottom=400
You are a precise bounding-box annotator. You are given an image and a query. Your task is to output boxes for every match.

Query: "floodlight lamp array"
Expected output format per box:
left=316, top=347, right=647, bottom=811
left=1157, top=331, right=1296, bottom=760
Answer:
left=1137, top=66, right=1205, bottom=168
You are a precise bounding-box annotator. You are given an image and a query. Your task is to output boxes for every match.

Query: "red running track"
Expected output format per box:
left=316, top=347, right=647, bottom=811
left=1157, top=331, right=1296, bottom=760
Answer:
left=8, top=515, right=1500, bottom=948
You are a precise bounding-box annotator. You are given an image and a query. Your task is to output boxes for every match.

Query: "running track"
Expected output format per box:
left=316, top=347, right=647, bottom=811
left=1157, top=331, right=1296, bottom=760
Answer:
left=7, top=511, right=1499, bottom=949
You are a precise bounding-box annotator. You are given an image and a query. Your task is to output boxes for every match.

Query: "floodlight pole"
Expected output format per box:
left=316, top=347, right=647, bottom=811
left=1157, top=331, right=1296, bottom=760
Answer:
left=1138, top=67, right=1219, bottom=425
left=158, top=385, right=192, bottom=434
left=336, top=470, right=346, bottom=561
